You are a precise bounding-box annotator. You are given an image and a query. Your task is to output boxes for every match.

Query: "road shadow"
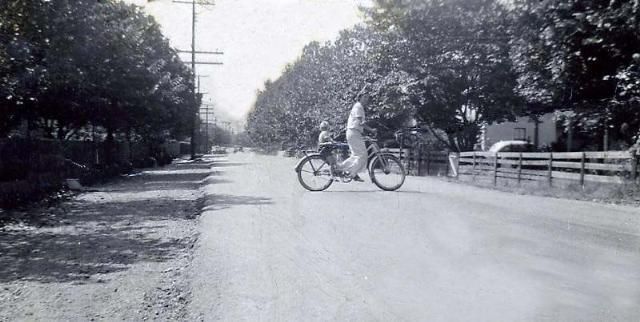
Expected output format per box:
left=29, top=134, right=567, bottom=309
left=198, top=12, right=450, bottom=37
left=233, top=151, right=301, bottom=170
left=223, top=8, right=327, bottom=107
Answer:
left=321, top=189, right=423, bottom=194
left=0, top=160, right=211, bottom=284
left=0, top=225, right=190, bottom=283
left=210, top=162, right=246, bottom=168
left=104, top=166, right=212, bottom=192
left=203, top=176, right=233, bottom=185
left=201, top=194, right=272, bottom=212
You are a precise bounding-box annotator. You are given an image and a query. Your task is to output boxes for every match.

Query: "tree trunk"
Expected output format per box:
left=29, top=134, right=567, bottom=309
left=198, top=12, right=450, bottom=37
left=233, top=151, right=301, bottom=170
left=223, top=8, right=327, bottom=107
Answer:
left=447, top=135, right=459, bottom=152
left=105, top=128, right=115, bottom=165
left=127, top=129, right=133, bottom=162
left=456, top=124, right=480, bottom=152
left=567, top=116, right=573, bottom=152
left=57, top=124, right=66, bottom=141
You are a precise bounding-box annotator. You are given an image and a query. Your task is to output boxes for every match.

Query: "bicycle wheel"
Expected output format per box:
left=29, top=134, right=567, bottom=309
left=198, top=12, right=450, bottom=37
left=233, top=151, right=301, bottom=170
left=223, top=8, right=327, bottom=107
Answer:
left=369, top=153, right=405, bottom=191
left=297, top=154, right=334, bottom=191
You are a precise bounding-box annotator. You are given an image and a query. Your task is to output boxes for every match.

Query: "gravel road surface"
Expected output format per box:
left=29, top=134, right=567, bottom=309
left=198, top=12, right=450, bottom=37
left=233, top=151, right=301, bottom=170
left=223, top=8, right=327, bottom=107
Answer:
left=0, top=159, right=212, bottom=321
left=188, top=152, right=640, bottom=321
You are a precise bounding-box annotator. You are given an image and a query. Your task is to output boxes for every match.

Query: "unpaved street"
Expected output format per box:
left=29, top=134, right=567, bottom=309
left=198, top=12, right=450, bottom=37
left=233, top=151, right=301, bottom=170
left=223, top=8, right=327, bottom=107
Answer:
left=0, top=159, right=212, bottom=321
left=189, top=152, right=640, bottom=321
left=1, top=152, right=639, bottom=321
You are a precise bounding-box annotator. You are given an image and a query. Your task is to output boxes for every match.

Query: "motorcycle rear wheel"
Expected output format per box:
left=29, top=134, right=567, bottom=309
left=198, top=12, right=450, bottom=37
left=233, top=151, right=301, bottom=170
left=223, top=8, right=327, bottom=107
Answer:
left=297, top=155, right=334, bottom=191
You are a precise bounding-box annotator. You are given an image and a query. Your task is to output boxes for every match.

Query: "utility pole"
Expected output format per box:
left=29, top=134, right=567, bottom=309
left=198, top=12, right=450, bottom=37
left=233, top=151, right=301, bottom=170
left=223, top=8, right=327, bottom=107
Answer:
left=199, top=108, right=215, bottom=153
left=200, top=104, right=215, bottom=152
left=222, top=121, right=231, bottom=145
left=211, top=116, right=218, bottom=146
left=172, top=0, right=223, bottom=159
left=198, top=75, right=210, bottom=153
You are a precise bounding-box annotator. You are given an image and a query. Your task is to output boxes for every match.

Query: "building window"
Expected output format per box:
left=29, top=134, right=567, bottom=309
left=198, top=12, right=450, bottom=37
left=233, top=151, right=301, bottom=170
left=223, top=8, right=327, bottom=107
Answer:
left=514, top=128, right=526, bottom=141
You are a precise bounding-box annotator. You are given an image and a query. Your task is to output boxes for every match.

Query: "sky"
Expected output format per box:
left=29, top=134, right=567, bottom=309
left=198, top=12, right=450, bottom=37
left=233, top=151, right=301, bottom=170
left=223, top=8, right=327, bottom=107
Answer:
left=126, top=0, right=370, bottom=128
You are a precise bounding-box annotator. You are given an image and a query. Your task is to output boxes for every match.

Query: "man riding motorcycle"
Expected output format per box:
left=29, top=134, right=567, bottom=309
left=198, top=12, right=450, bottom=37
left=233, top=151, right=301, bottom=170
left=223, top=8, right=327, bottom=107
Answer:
left=337, top=88, right=376, bottom=182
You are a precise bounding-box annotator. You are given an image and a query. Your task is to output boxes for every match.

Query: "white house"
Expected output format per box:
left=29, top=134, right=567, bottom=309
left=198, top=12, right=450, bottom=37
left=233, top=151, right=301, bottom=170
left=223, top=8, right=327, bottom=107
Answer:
left=480, top=113, right=559, bottom=151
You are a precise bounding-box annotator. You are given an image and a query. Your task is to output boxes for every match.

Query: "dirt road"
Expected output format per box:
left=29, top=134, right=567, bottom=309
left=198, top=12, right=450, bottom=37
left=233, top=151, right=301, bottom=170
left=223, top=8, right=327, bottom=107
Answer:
left=0, top=158, right=212, bottom=321
left=1, top=152, right=639, bottom=321
left=188, top=152, right=640, bottom=321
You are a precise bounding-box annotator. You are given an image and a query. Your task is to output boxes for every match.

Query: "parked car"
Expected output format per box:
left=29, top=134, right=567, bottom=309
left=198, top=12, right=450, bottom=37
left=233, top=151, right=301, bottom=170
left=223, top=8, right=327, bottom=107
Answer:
left=211, top=146, right=227, bottom=154
left=488, top=140, right=543, bottom=171
left=488, top=140, right=537, bottom=153
left=232, top=145, right=244, bottom=153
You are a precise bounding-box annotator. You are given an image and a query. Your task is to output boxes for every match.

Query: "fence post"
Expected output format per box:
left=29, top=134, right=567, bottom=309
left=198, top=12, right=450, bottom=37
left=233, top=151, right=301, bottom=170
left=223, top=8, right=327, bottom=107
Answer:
left=446, top=153, right=450, bottom=177
left=407, top=147, right=412, bottom=174
left=547, top=152, right=553, bottom=187
left=95, top=142, right=100, bottom=166
left=455, top=153, right=460, bottom=178
left=580, top=152, right=586, bottom=187
left=517, top=153, right=522, bottom=184
left=399, top=136, right=404, bottom=169
left=417, top=145, right=422, bottom=176
left=426, top=151, right=431, bottom=176
left=472, top=152, right=476, bottom=179
left=493, top=153, right=498, bottom=185
left=631, top=151, right=638, bottom=183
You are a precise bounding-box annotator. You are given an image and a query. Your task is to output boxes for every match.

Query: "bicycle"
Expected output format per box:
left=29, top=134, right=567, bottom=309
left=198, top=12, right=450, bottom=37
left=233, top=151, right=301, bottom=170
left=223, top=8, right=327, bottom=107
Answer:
left=294, top=132, right=406, bottom=191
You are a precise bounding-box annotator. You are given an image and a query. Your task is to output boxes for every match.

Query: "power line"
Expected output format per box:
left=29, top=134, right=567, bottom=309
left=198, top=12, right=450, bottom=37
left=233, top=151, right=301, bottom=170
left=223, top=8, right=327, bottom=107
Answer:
left=184, top=61, right=224, bottom=65
left=177, top=49, right=224, bottom=55
left=172, top=0, right=214, bottom=4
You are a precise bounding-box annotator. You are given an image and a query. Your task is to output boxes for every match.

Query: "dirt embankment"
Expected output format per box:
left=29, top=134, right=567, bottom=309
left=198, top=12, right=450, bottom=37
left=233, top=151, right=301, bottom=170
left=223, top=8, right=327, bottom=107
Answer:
left=0, top=158, right=212, bottom=321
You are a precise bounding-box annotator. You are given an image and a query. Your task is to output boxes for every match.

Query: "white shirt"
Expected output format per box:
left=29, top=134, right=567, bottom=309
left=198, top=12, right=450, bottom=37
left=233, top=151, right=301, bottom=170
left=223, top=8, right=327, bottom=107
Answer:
left=347, top=102, right=365, bottom=132
left=318, top=130, right=332, bottom=144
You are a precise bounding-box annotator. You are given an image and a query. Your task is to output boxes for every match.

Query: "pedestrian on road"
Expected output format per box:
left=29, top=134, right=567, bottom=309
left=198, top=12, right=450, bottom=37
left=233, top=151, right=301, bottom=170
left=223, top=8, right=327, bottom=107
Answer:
left=339, top=86, right=375, bottom=182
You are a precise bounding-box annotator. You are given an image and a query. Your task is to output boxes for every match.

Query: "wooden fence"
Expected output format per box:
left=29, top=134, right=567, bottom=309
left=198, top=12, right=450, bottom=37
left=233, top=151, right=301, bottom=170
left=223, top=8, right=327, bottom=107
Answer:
left=457, top=151, right=638, bottom=185
left=382, top=148, right=451, bottom=176
left=384, top=147, right=638, bottom=185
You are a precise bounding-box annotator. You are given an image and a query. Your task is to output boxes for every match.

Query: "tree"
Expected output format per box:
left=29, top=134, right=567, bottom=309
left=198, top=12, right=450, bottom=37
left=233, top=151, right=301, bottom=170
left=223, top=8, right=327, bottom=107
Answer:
left=0, top=0, right=197, bottom=147
left=512, top=0, right=640, bottom=146
left=0, top=0, right=60, bottom=136
left=246, top=26, right=413, bottom=149
left=365, top=0, right=522, bottom=151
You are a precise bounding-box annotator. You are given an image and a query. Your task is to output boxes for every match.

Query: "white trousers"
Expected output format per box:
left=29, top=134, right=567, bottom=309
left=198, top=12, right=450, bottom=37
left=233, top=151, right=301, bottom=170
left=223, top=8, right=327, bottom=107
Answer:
left=339, top=129, right=367, bottom=175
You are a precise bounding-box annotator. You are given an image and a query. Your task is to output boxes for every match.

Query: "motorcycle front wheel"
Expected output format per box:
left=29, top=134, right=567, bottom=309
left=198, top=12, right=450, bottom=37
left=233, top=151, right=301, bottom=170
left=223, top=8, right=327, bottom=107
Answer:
left=369, top=154, right=405, bottom=191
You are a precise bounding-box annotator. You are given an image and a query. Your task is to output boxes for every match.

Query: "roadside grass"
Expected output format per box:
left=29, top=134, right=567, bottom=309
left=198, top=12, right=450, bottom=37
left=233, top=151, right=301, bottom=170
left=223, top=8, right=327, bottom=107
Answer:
left=449, top=175, right=640, bottom=206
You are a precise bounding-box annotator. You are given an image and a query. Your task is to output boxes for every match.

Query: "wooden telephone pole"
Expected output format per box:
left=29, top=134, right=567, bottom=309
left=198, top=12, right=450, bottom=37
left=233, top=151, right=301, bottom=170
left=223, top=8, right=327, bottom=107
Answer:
left=173, top=0, right=223, bottom=159
left=201, top=103, right=216, bottom=152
